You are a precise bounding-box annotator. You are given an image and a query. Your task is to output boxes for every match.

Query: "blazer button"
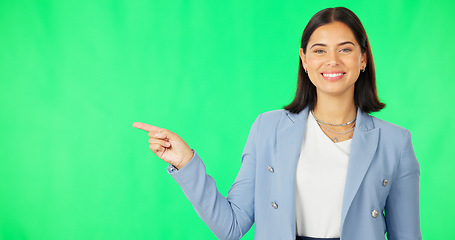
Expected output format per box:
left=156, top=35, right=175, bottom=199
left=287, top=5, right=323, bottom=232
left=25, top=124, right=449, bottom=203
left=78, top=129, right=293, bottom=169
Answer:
left=371, top=210, right=379, bottom=218
left=267, top=166, right=274, bottom=173
left=271, top=202, right=278, bottom=209
left=382, top=178, right=389, bottom=186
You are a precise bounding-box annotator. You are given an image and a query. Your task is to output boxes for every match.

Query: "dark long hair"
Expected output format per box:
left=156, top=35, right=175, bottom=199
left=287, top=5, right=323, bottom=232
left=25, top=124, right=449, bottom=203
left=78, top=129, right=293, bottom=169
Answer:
left=284, top=7, right=385, bottom=114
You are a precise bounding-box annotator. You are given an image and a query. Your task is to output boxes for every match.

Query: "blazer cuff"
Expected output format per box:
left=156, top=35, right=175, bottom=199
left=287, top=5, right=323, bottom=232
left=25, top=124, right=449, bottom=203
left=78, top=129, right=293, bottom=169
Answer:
left=166, top=149, right=199, bottom=175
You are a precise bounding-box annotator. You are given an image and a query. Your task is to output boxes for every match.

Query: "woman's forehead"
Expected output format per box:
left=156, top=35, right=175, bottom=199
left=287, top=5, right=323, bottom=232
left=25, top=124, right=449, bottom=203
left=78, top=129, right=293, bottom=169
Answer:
left=308, top=22, right=358, bottom=46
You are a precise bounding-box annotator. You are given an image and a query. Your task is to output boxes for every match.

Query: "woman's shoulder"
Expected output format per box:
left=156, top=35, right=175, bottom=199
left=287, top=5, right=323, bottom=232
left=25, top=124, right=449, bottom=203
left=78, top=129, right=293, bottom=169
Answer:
left=370, top=115, right=411, bottom=139
left=259, top=109, right=287, bottom=119
left=255, top=109, right=293, bottom=125
left=258, top=108, right=308, bottom=120
left=247, top=109, right=288, bottom=133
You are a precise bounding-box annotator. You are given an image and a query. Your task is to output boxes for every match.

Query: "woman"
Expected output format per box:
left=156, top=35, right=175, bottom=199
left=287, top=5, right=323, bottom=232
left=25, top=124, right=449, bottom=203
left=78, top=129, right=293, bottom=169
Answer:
left=133, top=7, right=421, bottom=240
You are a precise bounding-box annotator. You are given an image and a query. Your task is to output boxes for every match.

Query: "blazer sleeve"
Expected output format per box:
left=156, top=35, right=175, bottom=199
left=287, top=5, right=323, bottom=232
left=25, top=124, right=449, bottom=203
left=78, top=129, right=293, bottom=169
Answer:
left=385, top=130, right=422, bottom=240
left=167, top=114, right=262, bottom=240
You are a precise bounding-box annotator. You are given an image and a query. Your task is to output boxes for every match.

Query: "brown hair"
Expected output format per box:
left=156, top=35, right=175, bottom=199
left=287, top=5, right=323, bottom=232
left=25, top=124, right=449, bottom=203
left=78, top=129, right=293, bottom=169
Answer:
left=284, top=7, right=385, bottom=113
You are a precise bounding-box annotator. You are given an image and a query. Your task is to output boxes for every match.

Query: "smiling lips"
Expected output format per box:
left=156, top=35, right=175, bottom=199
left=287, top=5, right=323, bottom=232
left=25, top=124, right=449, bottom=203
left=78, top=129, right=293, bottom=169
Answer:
left=321, top=72, right=345, bottom=81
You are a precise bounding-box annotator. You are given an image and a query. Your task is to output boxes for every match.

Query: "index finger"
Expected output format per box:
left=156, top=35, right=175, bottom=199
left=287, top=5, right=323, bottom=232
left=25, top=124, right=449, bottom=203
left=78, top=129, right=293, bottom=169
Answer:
left=132, top=122, right=164, bottom=132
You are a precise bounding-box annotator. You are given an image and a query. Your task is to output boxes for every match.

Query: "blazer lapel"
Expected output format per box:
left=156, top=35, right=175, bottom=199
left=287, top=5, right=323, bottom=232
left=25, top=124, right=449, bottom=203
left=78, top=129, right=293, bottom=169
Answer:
left=276, top=108, right=309, bottom=236
left=340, top=108, right=379, bottom=229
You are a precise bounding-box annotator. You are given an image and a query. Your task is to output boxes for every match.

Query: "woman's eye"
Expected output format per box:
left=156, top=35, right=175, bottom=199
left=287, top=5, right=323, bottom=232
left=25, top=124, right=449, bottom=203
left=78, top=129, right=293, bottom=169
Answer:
left=314, top=49, right=325, bottom=54
left=340, top=48, right=352, bottom=53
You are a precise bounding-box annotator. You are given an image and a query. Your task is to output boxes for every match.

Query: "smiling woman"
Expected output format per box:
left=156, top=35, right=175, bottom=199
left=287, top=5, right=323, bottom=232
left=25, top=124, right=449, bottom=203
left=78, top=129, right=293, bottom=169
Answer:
left=294, top=20, right=369, bottom=143
left=133, top=6, right=420, bottom=240
left=301, top=22, right=366, bottom=97
left=285, top=8, right=384, bottom=116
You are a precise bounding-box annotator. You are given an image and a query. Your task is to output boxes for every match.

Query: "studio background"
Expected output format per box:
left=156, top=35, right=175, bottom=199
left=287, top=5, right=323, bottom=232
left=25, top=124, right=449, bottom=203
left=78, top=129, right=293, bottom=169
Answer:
left=1, top=0, right=453, bottom=239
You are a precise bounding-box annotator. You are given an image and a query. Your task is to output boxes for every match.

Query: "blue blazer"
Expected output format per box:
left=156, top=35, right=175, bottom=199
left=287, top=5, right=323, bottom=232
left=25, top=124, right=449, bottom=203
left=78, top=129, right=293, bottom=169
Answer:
left=168, top=108, right=421, bottom=240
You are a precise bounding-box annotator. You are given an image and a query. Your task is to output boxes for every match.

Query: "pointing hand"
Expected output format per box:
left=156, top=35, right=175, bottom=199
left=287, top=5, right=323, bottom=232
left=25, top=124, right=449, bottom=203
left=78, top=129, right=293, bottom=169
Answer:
left=133, top=122, right=193, bottom=170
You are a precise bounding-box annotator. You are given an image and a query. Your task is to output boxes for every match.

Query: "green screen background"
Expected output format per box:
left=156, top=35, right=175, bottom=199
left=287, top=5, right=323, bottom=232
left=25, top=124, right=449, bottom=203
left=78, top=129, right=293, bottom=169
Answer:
left=1, top=0, right=453, bottom=239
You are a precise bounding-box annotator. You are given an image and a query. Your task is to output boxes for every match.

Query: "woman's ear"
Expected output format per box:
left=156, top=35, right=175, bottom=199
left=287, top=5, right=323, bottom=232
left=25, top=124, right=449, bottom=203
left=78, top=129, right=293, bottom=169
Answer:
left=361, top=52, right=367, bottom=68
left=299, top=48, right=307, bottom=68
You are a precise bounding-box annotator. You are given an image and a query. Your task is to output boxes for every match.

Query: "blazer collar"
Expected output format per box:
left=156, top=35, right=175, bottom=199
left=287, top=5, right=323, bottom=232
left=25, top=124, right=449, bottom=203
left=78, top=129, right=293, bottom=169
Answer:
left=284, top=107, right=309, bottom=124
left=354, top=107, right=376, bottom=132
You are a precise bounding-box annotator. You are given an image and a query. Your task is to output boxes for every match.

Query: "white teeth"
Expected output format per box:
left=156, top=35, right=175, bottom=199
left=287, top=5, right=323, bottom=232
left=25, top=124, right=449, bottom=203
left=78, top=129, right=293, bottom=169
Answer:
left=323, top=73, right=344, bottom=77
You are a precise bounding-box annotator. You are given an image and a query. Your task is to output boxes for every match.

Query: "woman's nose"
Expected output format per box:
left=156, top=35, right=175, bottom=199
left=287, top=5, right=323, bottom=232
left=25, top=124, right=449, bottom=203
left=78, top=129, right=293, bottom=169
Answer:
left=325, top=52, right=339, bottom=67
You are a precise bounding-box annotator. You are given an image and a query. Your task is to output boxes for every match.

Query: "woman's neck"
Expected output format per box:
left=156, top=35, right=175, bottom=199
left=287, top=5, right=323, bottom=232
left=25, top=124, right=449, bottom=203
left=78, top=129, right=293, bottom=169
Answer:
left=313, top=94, right=357, bottom=124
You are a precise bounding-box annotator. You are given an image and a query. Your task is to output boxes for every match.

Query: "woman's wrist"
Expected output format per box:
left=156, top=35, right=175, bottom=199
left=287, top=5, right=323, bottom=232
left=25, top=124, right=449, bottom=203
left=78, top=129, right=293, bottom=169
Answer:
left=174, top=149, right=194, bottom=170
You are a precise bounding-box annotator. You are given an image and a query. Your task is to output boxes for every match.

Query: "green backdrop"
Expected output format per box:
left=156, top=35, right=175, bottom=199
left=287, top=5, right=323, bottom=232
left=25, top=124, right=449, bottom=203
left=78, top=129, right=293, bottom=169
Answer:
left=1, top=0, right=454, bottom=239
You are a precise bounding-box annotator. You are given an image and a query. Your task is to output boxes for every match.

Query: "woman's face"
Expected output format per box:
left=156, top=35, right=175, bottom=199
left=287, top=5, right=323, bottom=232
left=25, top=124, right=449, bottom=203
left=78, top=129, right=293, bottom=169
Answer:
left=300, top=21, right=367, bottom=98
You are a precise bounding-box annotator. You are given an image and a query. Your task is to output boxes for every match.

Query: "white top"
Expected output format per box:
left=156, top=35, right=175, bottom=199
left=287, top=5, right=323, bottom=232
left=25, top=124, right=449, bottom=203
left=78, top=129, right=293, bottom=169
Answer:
left=295, top=112, right=352, bottom=238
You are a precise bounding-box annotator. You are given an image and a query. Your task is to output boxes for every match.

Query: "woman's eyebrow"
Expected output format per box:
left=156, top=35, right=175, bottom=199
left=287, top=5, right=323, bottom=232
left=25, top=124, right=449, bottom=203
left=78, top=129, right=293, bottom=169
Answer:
left=338, top=41, right=356, bottom=47
left=309, top=41, right=356, bottom=49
